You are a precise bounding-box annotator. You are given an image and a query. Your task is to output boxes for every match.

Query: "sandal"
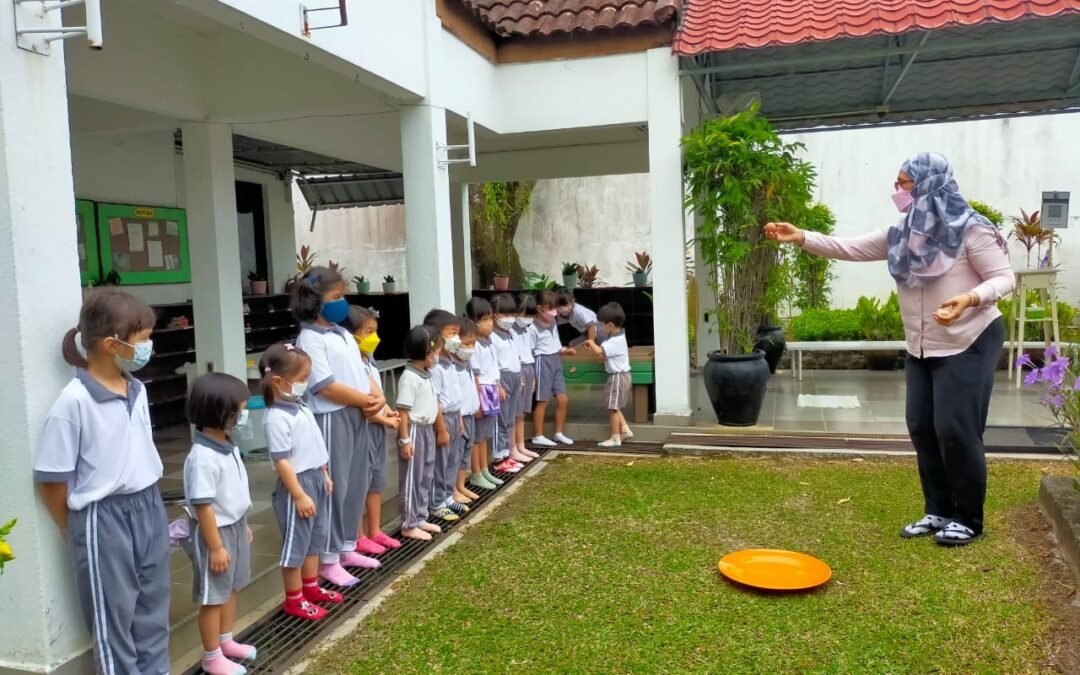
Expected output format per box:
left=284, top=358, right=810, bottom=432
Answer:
left=899, top=515, right=946, bottom=539
left=934, top=522, right=982, bottom=547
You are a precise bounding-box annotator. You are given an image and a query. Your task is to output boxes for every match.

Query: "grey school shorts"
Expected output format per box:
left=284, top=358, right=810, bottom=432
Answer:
left=534, top=353, right=566, bottom=402
left=474, top=412, right=496, bottom=446
left=188, top=517, right=251, bottom=605
left=604, top=372, right=632, bottom=411
left=367, top=422, right=389, bottom=493
left=460, top=415, right=476, bottom=471
left=273, top=468, right=331, bottom=569
left=520, top=366, right=537, bottom=415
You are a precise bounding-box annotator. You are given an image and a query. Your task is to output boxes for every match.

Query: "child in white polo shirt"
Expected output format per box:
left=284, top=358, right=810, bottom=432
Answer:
left=556, top=287, right=602, bottom=345
left=396, top=326, right=443, bottom=541
left=513, top=294, right=541, bottom=461
left=34, top=289, right=170, bottom=675
left=292, top=267, right=386, bottom=587
left=260, top=343, right=342, bottom=622
left=491, top=294, right=528, bottom=473
left=423, top=309, right=468, bottom=521
left=183, top=373, right=257, bottom=675
left=531, top=289, right=577, bottom=448
left=466, top=297, right=503, bottom=490
left=583, top=302, right=634, bottom=448
left=453, top=319, right=482, bottom=505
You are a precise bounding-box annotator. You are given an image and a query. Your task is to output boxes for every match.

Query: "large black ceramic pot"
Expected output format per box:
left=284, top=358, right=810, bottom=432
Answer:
left=703, top=350, right=771, bottom=426
left=755, top=324, right=786, bottom=375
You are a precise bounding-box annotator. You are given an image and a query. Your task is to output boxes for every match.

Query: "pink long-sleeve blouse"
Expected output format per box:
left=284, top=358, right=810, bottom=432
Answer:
left=801, top=226, right=1016, bottom=358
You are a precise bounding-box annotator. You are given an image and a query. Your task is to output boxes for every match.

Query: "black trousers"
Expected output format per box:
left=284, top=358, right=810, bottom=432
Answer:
left=905, top=318, right=1003, bottom=535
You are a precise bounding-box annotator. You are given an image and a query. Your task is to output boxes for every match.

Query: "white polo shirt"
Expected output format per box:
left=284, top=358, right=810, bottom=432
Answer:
left=601, top=332, right=631, bottom=374
left=430, top=358, right=462, bottom=413
left=455, top=359, right=480, bottom=416
left=183, top=432, right=252, bottom=526
left=396, top=365, right=439, bottom=425
left=471, top=338, right=502, bottom=385
left=531, top=320, right=562, bottom=356
left=296, top=322, right=371, bottom=415
left=264, top=401, right=330, bottom=474
left=34, top=370, right=163, bottom=511
left=491, top=329, right=521, bottom=373
left=559, top=303, right=598, bottom=334
left=512, top=324, right=536, bottom=365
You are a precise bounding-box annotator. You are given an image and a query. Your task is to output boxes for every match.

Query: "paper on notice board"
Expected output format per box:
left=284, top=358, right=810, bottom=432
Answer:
left=109, top=218, right=123, bottom=236
left=127, top=223, right=144, bottom=252
left=166, top=221, right=178, bottom=236
left=78, top=243, right=86, bottom=260
left=147, top=221, right=160, bottom=237
left=164, top=254, right=177, bottom=270
left=147, top=240, right=164, bottom=268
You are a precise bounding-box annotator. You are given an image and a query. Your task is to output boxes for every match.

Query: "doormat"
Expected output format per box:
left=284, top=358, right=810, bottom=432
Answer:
left=797, top=395, right=861, bottom=409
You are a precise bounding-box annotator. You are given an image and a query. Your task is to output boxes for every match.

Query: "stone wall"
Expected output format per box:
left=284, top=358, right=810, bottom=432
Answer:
left=778, top=349, right=1024, bottom=372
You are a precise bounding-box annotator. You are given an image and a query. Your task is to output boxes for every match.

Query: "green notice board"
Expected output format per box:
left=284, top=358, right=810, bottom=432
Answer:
left=76, top=199, right=99, bottom=286
left=97, top=203, right=190, bottom=285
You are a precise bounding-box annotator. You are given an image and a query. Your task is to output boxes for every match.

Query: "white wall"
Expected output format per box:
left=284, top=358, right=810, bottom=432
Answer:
left=787, top=113, right=1080, bottom=309
left=516, top=175, right=651, bottom=285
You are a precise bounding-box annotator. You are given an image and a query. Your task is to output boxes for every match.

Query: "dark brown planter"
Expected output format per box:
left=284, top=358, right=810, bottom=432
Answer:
left=1039, top=475, right=1080, bottom=587
left=864, top=351, right=901, bottom=371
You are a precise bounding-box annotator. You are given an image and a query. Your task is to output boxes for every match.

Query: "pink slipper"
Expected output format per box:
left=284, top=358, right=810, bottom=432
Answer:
left=372, top=532, right=402, bottom=549
left=319, top=562, right=360, bottom=587
left=355, top=536, right=387, bottom=556
left=340, top=551, right=381, bottom=569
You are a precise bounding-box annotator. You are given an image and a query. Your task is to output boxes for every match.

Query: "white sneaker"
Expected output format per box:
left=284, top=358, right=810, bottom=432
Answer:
left=598, top=438, right=622, bottom=449
left=621, top=427, right=634, bottom=440
left=554, top=432, right=574, bottom=445
left=532, top=436, right=556, bottom=447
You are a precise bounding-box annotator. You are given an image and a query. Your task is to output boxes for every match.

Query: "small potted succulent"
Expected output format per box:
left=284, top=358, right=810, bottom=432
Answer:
left=493, top=272, right=510, bottom=291
left=353, top=275, right=370, bottom=294
left=247, top=270, right=268, bottom=296
left=561, top=261, right=580, bottom=289
left=382, top=274, right=397, bottom=294
left=625, top=251, right=652, bottom=287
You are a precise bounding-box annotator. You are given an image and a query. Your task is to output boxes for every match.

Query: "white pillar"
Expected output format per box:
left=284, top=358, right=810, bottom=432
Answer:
left=647, top=48, right=692, bottom=422
left=181, top=122, right=248, bottom=380
left=400, top=104, right=456, bottom=324
left=0, top=18, right=93, bottom=673
left=267, top=176, right=297, bottom=295
left=450, top=182, right=472, bottom=311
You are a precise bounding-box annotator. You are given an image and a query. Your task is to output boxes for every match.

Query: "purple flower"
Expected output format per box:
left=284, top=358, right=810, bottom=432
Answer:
left=1046, top=358, right=1071, bottom=387
left=1047, top=344, right=1060, bottom=361
left=1024, top=368, right=1041, bottom=387
left=1073, top=375, right=1080, bottom=391
left=1017, top=354, right=1034, bottom=368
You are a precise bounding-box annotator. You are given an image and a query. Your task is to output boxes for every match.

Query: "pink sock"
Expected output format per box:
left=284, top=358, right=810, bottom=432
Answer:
left=319, top=561, right=360, bottom=587
left=201, top=649, right=247, bottom=675
left=219, top=633, right=257, bottom=661
left=340, top=550, right=381, bottom=569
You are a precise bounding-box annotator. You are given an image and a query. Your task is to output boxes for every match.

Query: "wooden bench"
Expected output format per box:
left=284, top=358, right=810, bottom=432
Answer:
left=787, top=339, right=1068, bottom=381
left=562, top=345, right=655, bottom=423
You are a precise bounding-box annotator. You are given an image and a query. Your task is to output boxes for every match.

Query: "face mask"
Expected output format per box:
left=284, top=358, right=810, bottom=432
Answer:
left=516, top=317, right=534, bottom=328
left=496, top=318, right=515, bottom=331
left=543, top=309, right=558, bottom=321
left=281, top=380, right=308, bottom=402
left=444, top=335, right=462, bottom=354
left=891, top=186, right=914, bottom=213
left=457, top=347, right=475, bottom=361
left=320, top=298, right=349, bottom=323
left=358, top=332, right=381, bottom=355
left=114, top=338, right=153, bottom=372
left=234, top=409, right=254, bottom=440
left=557, top=307, right=571, bottom=317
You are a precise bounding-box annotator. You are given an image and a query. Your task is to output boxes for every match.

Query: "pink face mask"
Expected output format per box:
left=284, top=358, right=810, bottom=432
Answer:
left=891, top=186, right=914, bottom=213
left=543, top=309, right=558, bottom=320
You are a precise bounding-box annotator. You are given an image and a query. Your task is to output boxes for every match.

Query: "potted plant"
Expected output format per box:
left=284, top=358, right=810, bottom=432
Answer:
left=578, top=264, right=601, bottom=289
left=855, top=293, right=904, bottom=370
left=284, top=244, right=317, bottom=293
left=561, top=261, right=580, bottom=289
left=247, top=270, right=268, bottom=296
left=353, top=275, right=370, bottom=294
left=493, top=272, right=510, bottom=291
left=1009, top=209, right=1055, bottom=268
left=683, top=105, right=815, bottom=426
left=626, top=251, right=652, bottom=287
left=382, top=274, right=396, bottom=294
left=524, top=271, right=557, bottom=290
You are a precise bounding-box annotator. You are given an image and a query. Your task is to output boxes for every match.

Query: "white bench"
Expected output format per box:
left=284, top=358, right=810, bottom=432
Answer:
left=376, top=358, right=408, bottom=402
left=786, top=340, right=1063, bottom=381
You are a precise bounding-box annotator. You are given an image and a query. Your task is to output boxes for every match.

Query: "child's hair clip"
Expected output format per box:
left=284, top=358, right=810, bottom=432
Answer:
left=264, top=367, right=272, bottom=374
left=284, top=343, right=296, bottom=351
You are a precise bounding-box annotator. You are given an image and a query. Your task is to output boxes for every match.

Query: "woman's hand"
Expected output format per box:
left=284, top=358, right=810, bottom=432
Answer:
left=763, top=222, right=805, bottom=245
left=933, top=293, right=975, bottom=326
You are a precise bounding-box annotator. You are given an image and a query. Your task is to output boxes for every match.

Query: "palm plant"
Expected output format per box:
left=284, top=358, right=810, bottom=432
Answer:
left=1009, top=209, right=1055, bottom=268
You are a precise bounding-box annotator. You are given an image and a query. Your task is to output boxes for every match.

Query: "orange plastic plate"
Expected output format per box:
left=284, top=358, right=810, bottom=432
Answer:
left=717, top=549, right=832, bottom=591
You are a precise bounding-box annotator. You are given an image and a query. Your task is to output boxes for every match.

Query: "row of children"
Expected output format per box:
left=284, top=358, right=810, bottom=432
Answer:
left=30, top=271, right=633, bottom=675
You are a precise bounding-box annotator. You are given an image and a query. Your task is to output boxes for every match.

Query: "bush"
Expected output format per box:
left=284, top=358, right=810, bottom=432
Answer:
left=969, top=199, right=1004, bottom=228
left=789, top=308, right=862, bottom=341
left=855, top=292, right=905, bottom=340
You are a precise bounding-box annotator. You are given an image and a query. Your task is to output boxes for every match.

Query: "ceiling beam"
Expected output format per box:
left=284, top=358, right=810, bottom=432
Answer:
left=882, top=32, right=930, bottom=105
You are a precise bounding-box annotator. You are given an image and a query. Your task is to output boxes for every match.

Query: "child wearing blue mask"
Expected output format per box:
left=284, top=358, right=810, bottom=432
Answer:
left=35, top=289, right=170, bottom=675
left=292, top=267, right=386, bottom=587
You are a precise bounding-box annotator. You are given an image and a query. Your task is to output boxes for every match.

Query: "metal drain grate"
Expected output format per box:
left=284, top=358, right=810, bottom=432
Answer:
left=181, top=448, right=550, bottom=675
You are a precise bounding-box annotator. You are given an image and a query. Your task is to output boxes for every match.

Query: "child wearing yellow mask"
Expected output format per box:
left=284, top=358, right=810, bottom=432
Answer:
left=343, top=306, right=402, bottom=554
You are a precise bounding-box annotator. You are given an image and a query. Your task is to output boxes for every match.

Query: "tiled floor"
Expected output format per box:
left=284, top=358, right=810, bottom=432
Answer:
left=563, top=368, right=1053, bottom=435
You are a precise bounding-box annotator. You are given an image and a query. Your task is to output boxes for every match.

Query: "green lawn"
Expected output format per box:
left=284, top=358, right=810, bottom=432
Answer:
left=310, top=455, right=1068, bottom=674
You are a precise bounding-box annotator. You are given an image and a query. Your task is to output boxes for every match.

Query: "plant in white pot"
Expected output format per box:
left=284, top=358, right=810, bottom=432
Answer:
left=382, top=274, right=396, bottom=294
left=561, top=261, right=580, bottom=289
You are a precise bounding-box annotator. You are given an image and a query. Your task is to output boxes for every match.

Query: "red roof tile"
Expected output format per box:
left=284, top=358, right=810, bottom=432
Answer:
left=673, top=0, right=1080, bottom=55
left=461, top=0, right=681, bottom=38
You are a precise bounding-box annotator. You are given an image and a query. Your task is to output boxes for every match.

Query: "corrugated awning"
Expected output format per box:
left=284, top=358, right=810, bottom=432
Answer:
left=675, top=2, right=1080, bottom=129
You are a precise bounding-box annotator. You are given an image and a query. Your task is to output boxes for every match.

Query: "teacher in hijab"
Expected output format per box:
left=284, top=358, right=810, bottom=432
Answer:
left=765, top=152, right=1015, bottom=547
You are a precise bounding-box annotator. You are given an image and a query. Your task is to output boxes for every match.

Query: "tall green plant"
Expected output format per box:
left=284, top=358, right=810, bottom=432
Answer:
left=683, top=106, right=815, bottom=354
left=786, top=203, right=836, bottom=313
left=856, top=292, right=904, bottom=340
